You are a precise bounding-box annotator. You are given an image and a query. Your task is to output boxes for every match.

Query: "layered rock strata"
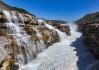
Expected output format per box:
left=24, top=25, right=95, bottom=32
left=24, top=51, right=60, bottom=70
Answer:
left=76, top=13, right=99, bottom=58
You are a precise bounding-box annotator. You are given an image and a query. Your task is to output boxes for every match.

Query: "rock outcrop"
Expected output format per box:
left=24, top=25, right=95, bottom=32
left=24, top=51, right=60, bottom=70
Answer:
left=45, top=19, right=71, bottom=35
left=76, top=12, right=99, bottom=59
left=0, top=2, right=71, bottom=70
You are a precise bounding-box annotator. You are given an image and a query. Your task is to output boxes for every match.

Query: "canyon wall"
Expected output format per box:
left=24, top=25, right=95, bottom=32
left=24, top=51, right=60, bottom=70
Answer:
left=76, top=12, right=99, bottom=58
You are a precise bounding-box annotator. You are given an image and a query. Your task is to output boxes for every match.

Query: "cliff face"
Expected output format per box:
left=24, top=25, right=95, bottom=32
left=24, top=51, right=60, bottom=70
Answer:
left=0, top=2, right=70, bottom=70
left=76, top=12, right=99, bottom=58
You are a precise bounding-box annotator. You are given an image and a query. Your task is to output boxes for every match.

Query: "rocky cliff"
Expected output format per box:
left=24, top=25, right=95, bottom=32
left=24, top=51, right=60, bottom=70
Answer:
left=0, top=1, right=70, bottom=70
left=76, top=12, right=99, bottom=59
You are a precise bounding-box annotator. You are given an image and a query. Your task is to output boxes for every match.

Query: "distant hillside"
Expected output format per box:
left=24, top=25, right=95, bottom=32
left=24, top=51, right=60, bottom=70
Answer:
left=75, top=12, right=99, bottom=24
left=45, top=19, right=67, bottom=24
left=0, top=1, right=35, bottom=17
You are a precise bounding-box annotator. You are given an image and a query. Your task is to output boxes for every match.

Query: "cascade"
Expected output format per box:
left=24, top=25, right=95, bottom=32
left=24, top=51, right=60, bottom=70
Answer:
left=19, top=20, right=79, bottom=70
left=2, top=11, right=98, bottom=70
left=32, top=27, right=45, bottom=52
left=3, top=10, right=38, bottom=66
left=19, top=21, right=98, bottom=70
left=38, top=19, right=67, bottom=42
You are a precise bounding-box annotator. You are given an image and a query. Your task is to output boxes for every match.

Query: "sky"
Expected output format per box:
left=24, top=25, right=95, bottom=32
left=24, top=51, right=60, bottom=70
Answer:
left=3, top=0, right=99, bottom=22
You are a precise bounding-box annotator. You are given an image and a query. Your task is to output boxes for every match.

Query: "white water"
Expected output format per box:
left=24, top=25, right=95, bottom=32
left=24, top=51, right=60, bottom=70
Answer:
left=43, top=20, right=67, bottom=42
left=3, top=10, right=33, bottom=66
left=33, top=27, right=45, bottom=52
left=3, top=10, right=38, bottom=66
left=19, top=21, right=98, bottom=70
left=19, top=21, right=79, bottom=70
left=2, top=12, right=98, bottom=70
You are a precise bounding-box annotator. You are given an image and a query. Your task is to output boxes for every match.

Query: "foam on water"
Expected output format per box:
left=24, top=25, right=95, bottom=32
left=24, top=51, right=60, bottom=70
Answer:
left=19, top=21, right=98, bottom=70
left=19, top=21, right=81, bottom=70
left=3, top=12, right=98, bottom=70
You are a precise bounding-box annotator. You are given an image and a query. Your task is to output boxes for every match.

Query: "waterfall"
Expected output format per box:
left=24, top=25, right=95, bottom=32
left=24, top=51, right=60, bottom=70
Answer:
left=3, top=10, right=36, bottom=66
left=2, top=11, right=98, bottom=70
left=32, top=27, right=45, bottom=51
left=38, top=19, right=67, bottom=42
left=19, top=20, right=79, bottom=70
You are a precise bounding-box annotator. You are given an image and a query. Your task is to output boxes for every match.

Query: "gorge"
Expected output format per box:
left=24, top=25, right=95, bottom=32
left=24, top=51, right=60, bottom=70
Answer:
left=0, top=1, right=99, bottom=70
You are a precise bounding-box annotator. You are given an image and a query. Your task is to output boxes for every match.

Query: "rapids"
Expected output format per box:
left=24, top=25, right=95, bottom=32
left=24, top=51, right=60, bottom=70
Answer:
left=19, top=22, right=98, bottom=70
left=2, top=11, right=98, bottom=70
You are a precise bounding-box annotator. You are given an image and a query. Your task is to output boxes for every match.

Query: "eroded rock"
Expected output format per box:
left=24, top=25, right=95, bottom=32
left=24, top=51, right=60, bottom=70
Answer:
left=77, top=21, right=99, bottom=58
left=0, top=9, right=71, bottom=70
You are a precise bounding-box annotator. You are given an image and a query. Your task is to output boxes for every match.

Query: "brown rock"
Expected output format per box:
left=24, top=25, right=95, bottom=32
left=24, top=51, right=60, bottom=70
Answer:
left=77, top=21, right=99, bottom=58
left=57, top=25, right=71, bottom=35
left=23, top=14, right=38, bottom=25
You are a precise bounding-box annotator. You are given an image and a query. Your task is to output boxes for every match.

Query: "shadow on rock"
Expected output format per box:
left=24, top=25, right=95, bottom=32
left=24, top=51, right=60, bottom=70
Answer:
left=71, top=35, right=98, bottom=70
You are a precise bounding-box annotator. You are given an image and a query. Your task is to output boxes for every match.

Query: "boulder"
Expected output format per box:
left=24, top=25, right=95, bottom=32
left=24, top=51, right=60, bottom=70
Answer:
left=57, top=25, right=71, bottom=35
left=23, top=14, right=38, bottom=25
